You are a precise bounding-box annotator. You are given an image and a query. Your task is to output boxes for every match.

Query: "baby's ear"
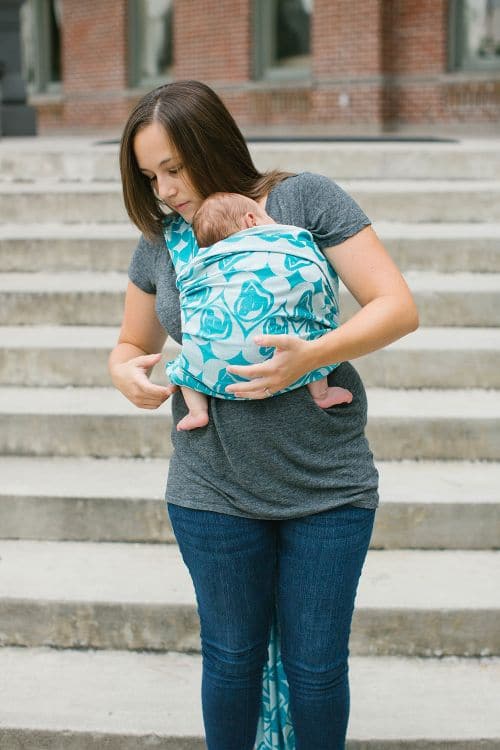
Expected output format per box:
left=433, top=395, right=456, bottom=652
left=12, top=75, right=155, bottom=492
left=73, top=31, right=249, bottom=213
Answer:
left=242, top=211, right=257, bottom=228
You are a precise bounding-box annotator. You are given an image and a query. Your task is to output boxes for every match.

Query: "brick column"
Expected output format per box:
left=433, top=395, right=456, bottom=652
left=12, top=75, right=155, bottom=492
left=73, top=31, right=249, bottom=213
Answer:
left=174, top=0, right=251, bottom=82
left=312, top=0, right=384, bottom=129
left=61, top=0, right=130, bottom=129
left=381, top=0, right=448, bottom=127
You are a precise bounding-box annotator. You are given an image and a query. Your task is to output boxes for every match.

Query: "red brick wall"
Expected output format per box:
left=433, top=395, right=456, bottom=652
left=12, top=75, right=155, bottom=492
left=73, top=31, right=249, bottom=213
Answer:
left=314, top=0, right=383, bottom=77
left=379, top=0, right=500, bottom=125
left=60, top=0, right=128, bottom=129
left=32, top=0, right=500, bottom=132
left=62, top=0, right=128, bottom=91
left=382, top=0, right=448, bottom=75
left=175, top=0, right=251, bottom=81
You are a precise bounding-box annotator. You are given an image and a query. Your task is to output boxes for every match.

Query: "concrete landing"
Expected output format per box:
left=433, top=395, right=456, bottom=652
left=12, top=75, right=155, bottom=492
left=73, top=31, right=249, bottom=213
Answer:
left=0, top=647, right=498, bottom=747
left=0, top=541, right=498, bottom=655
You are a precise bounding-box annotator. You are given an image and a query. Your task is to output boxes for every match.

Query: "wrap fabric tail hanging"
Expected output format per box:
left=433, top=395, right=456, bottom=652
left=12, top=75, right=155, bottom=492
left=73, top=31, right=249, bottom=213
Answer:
left=254, top=582, right=295, bottom=749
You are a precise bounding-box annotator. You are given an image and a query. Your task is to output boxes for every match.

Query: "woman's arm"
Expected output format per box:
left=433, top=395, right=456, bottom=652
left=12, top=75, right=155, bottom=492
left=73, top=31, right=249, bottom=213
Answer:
left=308, top=225, right=419, bottom=367
left=108, top=281, right=177, bottom=409
left=225, top=226, right=419, bottom=398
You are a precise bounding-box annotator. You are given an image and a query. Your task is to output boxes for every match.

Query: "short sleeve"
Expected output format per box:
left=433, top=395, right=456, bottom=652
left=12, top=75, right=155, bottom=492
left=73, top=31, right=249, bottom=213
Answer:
left=128, top=234, right=163, bottom=294
left=299, top=172, right=371, bottom=250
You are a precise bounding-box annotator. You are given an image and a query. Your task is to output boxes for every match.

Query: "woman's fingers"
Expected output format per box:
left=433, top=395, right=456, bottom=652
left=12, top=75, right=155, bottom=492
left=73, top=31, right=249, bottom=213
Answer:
left=226, top=361, right=271, bottom=379
left=113, top=355, right=177, bottom=409
left=253, top=333, right=294, bottom=350
left=225, top=334, right=313, bottom=398
left=132, top=376, right=176, bottom=405
left=226, top=382, right=269, bottom=397
left=231, top=389, right=271, bottom=400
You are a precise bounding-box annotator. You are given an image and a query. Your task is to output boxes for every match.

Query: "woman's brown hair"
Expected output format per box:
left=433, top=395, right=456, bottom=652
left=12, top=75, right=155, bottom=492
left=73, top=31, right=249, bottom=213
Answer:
left=120, top=80, right=293, bottom=240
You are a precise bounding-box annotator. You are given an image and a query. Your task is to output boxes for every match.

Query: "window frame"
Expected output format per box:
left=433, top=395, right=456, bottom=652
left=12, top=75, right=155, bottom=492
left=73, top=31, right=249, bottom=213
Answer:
left=128, top=0, right=174, bottom=89
left=22, top=0, right=62, bottom=95
left=253, top=0, right=313, bottom=82
left=449, top=0, right=500, bottom=72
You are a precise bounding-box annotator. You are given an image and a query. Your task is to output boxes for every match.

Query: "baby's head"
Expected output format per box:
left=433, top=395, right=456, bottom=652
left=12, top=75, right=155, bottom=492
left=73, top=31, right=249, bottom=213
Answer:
left=192, top=192, right=275, bottom=247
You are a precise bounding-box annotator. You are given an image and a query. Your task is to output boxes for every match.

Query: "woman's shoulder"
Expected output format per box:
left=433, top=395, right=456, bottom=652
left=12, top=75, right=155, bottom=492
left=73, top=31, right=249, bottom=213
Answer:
left=269, top=171, right=371, bottom=250
left=272, top=171, right=338, bottom=197
left=133, top=231, right=168, bottom=266
left=128, top=229, right=171, bottom=294
left=269, top=171, right=349, bottom=216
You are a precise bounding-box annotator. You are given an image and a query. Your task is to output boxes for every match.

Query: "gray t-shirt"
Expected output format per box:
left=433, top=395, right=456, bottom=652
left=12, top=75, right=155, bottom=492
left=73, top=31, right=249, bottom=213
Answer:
left=129, top=172, right=379, bottom=517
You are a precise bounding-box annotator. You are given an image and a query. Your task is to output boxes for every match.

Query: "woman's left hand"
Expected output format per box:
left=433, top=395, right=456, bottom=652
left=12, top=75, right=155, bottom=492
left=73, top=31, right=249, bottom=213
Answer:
left=225, top=334, right=315, bottom=399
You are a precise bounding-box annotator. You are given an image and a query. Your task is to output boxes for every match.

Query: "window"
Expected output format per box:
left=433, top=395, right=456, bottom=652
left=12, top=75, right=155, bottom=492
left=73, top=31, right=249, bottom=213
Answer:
left=129, top=0, right=173, bottom=88
left=20, top=0, right=62, bottom=93
left=254, top=0, right=313, bottom=81
left=450, top=0, right=500, bottom=71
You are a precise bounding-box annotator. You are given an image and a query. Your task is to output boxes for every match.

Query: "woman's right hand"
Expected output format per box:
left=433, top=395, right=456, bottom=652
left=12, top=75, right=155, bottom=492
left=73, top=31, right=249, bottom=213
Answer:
left=111, top=351, right=178, bottom=409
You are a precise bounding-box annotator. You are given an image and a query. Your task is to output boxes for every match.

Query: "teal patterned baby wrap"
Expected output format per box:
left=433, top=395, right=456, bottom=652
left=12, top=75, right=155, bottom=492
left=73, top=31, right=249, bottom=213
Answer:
left=164, top=215, right=341, bottom=398
left=164, top=215, right=343, bottom=749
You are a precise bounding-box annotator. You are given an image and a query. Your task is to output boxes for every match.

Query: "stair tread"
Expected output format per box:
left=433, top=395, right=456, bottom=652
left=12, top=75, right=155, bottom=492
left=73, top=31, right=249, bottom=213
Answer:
left=0, top=646, right=498, bottom=741
left=0, top=456, right=499, bottom=503
left=3, top=178, right=500, bottom=192
left=1, top=220, right=500, bottom=238
left=1, top=325, right=500, bottom=349
left=1, top=135, right=499, bottom=151
left=0, top=539, right=498, bottom=609
left=367, top=388, right=500, bottom=418
left=0, top=386, right=170, bottom=415
left=1, top=269, right=499, bottom=292
left=0, top=271, right=128, bottom=291
left=0, top=386, right=498, bottom=417
left=374, top=220, right=500, bottom=237
left=0, top=325, right=121, bottom=347
left=0, top=222, right=138, bottom=238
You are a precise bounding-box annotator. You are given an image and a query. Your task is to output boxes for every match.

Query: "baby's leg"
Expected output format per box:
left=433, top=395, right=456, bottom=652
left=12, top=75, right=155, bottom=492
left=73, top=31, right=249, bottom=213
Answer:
left=308, top=376, right=353, bottom=409
left=177, top=386, right=209, bottom=431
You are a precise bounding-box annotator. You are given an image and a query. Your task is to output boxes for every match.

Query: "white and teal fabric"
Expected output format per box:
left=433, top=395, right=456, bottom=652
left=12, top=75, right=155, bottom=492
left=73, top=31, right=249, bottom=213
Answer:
left=164, top=214, right=343, bottom=749
left=164, top=215, right=341, bottom=398
left=255, top=595, right=295, bottom=749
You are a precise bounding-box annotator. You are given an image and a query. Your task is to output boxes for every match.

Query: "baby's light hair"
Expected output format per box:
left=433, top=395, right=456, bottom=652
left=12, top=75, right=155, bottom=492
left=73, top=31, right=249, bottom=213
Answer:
left=192, top=192, right=261, bottom=247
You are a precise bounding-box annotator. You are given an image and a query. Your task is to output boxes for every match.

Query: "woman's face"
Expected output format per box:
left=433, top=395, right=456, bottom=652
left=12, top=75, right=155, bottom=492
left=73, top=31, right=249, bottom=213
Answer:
left=133, top=121, right=203, bottom=223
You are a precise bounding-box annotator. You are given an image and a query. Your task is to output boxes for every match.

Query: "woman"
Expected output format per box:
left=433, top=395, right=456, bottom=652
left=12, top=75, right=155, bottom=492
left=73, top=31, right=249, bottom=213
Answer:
left=110, top=80, right=419, bottom=750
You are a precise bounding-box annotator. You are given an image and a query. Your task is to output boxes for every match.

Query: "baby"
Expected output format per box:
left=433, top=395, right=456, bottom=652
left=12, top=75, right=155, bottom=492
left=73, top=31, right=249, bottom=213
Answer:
left=166, top=192, right=353, bottom=430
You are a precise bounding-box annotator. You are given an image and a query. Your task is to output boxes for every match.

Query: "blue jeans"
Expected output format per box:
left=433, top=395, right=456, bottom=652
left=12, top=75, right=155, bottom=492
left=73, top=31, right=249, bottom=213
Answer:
left=167, top=501, right=376, bottom=750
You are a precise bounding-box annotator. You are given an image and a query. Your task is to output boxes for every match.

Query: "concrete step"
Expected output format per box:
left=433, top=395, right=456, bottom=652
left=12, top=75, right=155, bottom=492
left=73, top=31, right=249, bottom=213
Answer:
left=0, top=326, right=180, bottom=387
left=345, top=179, right=500, bottom=222
left=366, top=388, right=500, bottom=460
left=0, top=223, right=138, bottom=272
left=0, top=540, right=498, bottom=656
left=1, top=180, right=500, bottom=223
left=0, top=271, right=127, bottom=325
left=1, top=326, right=499, bottom=388
left=1, top=136, right=500, bottom=179
left=0, top=457, right=498, bottom=549
left=2, top=221, right=499, bottom=273
left=343, top=270, right=500, bottom=328
left=0, top=386, right=499, bottom=460
left=2, top=648, right=498, bottom=750
left=1, top=271, right=499, bottom=327
left=252, top=139, right=500, bottom=180
left=0, top=387, right=173, bottom=458
left=356, top=327, right=500, bottom=388
left=0, top=182, right=128, bottom=223
left=374, top=221, right=500, bottom=273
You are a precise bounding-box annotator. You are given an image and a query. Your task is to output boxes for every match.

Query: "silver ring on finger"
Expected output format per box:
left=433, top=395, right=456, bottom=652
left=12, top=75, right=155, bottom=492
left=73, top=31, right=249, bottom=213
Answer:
left=265, top=387, right=273, bottom=398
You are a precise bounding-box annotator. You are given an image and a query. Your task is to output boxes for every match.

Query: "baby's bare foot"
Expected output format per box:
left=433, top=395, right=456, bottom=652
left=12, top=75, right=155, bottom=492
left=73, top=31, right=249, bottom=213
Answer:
left=177, top=412, right=209, bottom=431
left=313, top=386, right=353, bottom=409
